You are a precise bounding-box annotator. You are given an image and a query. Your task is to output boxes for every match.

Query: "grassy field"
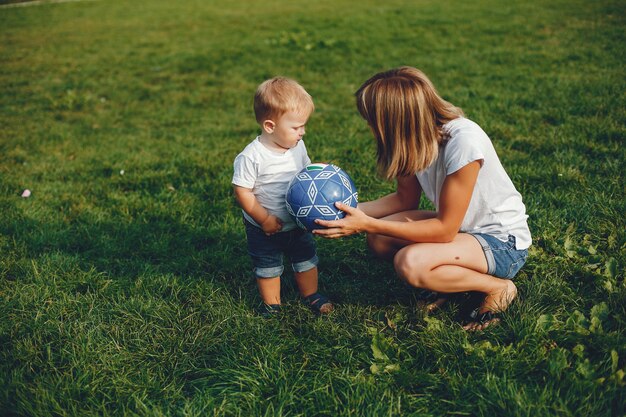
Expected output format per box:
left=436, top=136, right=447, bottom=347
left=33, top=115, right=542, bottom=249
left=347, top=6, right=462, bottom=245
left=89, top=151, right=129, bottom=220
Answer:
left=1, top=0, right=624, bottom=415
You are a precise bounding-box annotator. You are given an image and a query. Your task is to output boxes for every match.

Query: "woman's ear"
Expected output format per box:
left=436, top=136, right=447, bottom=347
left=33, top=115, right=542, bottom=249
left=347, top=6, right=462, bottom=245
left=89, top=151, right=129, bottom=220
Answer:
left=262, top=119, right=275, bottom=134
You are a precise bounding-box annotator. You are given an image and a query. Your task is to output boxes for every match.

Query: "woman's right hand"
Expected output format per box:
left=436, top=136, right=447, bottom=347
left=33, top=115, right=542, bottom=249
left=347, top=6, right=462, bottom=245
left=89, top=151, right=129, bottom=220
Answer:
left=313, top=202, right=371, bottom=239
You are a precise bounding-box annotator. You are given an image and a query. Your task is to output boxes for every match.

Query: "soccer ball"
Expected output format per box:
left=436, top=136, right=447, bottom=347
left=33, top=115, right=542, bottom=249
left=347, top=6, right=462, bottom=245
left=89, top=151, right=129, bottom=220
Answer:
left=285, top=163, right=358, bottom=231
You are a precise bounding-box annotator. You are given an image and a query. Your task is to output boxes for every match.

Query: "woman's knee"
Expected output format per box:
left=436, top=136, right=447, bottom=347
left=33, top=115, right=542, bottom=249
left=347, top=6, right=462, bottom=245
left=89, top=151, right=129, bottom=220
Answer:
left=393, top=247, right=429, bottom=287
left=367, top=233, right=394, bottom=259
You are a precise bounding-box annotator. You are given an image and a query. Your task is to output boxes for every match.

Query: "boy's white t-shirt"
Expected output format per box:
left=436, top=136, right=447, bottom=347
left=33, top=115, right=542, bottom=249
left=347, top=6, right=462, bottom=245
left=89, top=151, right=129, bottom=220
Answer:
left=416, top=117, right=531, bottom=249
left=232, top=137, right=311, bottom=231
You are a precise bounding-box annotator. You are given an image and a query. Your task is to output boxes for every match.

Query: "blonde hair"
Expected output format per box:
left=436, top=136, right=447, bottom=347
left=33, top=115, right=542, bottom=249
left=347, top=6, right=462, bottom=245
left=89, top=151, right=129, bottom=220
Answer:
left=254, top=77, right=314, bottom=124
left=355, top=66, right=464, bottom=179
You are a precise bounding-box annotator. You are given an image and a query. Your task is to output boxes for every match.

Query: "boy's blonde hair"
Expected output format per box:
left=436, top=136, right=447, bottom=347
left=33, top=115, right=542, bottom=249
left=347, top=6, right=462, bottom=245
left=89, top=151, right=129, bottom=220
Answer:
left=254, top=77, right=314, bottom=124
left=355, top=66, right=464, bottom=179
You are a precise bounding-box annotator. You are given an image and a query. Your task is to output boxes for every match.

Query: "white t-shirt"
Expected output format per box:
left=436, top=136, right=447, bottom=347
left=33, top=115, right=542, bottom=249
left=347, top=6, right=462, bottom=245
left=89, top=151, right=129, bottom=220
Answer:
left=232, top=137, right=311, bottom=231
left=416, top=117, right=531, bottom=249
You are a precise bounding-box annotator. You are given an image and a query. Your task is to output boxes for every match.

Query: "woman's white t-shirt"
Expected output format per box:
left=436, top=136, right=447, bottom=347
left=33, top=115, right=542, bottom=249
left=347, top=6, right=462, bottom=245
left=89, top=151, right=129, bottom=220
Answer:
left=232, top=137, right=311, bottom=231
left=416, top=117, right=531, bottom=249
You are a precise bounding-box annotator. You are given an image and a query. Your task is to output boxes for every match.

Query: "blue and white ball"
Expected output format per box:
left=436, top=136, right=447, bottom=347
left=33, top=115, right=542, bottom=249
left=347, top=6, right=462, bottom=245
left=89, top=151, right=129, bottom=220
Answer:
left=285, top=163, right=358, bottom=231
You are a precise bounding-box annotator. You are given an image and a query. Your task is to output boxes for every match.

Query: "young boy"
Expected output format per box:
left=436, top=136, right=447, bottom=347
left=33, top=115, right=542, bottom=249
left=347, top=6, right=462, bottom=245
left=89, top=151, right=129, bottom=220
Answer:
left=232, top=77, right=333, bottom=317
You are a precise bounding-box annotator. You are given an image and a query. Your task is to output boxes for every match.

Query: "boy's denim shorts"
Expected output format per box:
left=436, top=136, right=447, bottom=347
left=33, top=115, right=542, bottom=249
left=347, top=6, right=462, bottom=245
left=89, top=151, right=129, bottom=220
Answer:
left=470, top=233, right=529, bottom=279
left=244, top=218, right=318, bottom=279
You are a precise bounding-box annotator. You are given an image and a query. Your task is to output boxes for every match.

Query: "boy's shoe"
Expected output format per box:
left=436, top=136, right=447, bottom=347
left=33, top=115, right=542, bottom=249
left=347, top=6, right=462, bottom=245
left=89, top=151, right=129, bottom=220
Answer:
left=258, top=303, right=282, bottom=318
left=303, top=292, right=333, bottom=315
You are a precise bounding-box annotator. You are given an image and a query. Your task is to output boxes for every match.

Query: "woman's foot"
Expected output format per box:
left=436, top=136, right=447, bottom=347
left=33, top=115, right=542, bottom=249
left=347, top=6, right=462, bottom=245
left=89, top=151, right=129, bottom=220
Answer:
left=425, top=296, right=449, bottom=313
left=463, top=281, right=517, bottom=331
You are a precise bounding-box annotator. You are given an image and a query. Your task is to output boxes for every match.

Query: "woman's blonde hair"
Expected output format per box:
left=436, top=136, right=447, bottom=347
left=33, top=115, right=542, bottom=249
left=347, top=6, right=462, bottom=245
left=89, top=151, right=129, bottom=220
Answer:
left=355, top=66, right=463, bottom=179
left=254, top=77, right=314, bottom=124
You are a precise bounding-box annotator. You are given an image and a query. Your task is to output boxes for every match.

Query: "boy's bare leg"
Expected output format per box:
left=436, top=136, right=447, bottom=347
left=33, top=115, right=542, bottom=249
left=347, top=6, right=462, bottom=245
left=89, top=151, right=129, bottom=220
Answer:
left=257, top=277, right=281, bottom=305
left=295, top=267, right=333, bottom=313
left=294, top=267, right=318, bottom=298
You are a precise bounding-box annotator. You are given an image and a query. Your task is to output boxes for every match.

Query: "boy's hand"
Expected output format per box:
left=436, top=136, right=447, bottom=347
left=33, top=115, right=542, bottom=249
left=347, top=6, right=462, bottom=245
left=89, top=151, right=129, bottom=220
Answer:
left=261, top=215, right=283, bottom=235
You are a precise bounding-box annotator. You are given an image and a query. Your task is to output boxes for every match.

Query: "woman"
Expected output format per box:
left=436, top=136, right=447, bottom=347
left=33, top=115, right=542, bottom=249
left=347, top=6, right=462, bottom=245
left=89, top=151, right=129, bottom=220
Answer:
left=314, top=67, right=531, bottom=330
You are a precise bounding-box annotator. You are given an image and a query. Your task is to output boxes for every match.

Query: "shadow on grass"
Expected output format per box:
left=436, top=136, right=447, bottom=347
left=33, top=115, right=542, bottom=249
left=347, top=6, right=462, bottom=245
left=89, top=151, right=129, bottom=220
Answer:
left=4, top=211, right=437, bottom=314
left=4, top=212, right=246, bottom=284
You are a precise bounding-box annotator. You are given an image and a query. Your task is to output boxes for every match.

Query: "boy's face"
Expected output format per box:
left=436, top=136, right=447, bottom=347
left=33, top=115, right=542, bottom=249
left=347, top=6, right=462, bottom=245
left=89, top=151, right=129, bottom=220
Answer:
left=263, top=110, right=309, bottom=151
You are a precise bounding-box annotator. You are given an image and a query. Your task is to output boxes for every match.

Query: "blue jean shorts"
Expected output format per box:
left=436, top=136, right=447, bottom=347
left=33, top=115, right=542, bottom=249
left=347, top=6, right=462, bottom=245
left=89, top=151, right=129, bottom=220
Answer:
left=470, top=234, right=529, bottom=279
left=244, top=218, right=318, bottom=279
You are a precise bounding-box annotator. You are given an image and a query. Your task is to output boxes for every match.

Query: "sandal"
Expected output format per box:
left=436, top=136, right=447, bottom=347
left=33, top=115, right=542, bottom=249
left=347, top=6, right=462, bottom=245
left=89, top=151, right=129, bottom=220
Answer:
left=462, top=308, right=501, bottom=331
left=414, top=289, right=450, bottom=313
left=303, top=292, right=333, bottom=315
left=415, top=289, right=440, bottom=303
left=258, top=303, right=281, bottom=318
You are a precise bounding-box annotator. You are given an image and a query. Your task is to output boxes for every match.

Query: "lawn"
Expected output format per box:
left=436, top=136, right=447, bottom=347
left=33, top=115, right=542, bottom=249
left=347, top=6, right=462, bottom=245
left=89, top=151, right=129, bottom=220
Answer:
left=1, top=0, right=624, bottom=416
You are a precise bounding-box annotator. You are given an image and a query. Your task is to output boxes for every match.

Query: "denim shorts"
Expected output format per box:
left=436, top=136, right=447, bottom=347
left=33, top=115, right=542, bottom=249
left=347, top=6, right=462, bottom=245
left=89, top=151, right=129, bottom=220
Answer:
left=244, top=218, right=318, bottom=279
left=470, top=234, right=529, bottom=279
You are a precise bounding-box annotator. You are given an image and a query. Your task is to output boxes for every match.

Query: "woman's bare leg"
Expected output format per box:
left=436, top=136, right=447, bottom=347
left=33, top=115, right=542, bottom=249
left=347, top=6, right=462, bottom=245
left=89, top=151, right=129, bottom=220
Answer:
left=366, top=211, right=517, bottom=327
left=393, top=233, right=517, bottom=329
left=366, top=210, right=450, bottom=310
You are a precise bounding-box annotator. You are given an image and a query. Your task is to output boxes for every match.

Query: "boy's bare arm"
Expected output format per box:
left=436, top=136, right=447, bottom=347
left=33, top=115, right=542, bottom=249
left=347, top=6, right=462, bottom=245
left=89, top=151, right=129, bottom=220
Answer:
left=233, top=185, right=283, bottom=235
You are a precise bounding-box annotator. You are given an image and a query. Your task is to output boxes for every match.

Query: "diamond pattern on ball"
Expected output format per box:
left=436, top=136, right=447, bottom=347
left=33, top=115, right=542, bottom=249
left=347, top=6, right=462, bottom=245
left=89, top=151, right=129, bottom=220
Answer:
left=339, top=174, right=352, bottom=192
left=297, top=206, right=312, bottom=216
left=315, top=205, right=335, bottom=216
left=314, top=171, right=335, bottom=180
left=307, top=182, right=318, bottom=202
left=297, top=172, right=312, bottom=181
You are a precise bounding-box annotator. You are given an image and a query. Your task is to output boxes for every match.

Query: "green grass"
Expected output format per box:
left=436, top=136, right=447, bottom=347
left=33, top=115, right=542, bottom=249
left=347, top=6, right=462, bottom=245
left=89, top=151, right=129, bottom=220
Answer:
left=1, top=0, right=624, bottom=415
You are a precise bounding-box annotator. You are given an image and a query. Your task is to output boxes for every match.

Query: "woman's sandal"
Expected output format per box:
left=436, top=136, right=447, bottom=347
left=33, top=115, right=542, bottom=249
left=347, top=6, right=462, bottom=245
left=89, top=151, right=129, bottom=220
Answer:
left=415, top=289, right=449, bottom=313
left=303, top=292, right=334, bottom=315
left=415, top=289, right=440, bottom=303
left=459, top=288, right=515, bottom=330
left=462, top=308, right=501, bottom=331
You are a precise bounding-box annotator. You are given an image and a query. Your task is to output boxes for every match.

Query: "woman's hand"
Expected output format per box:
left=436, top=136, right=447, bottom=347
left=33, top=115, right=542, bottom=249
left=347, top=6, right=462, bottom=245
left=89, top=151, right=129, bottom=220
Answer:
left=313, top=202, right=371, bottom=238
